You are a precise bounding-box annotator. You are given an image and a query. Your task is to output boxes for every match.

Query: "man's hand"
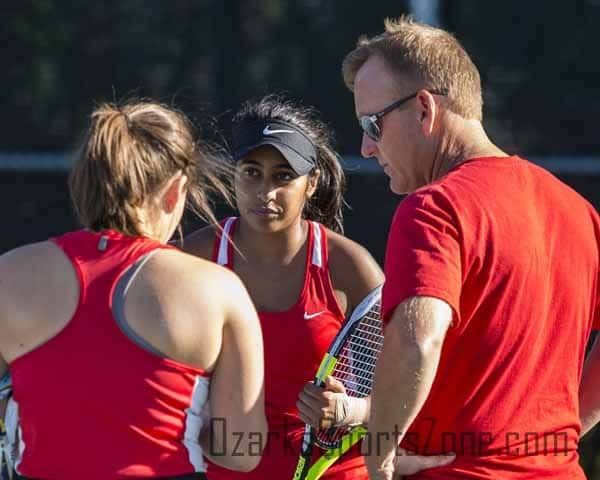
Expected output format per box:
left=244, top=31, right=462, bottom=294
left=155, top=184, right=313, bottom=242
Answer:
left=580, top=335, right=600, bottom=435
left=365, top=446, right=456, bottom=480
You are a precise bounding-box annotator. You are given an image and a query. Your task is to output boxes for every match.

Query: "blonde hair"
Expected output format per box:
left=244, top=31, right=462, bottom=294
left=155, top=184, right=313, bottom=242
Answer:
left=70, top=100, right=230, bottom=236
left=342, top=16, right=483, bottom=121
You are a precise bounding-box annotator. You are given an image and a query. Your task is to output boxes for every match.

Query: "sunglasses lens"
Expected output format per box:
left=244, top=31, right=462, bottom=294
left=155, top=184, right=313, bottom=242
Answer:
left=359, top=116, right=380, bottom=141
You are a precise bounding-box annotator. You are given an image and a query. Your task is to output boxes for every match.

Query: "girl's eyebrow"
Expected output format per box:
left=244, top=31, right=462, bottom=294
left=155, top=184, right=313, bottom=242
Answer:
left=238, top=158, right=260, bottom=166
left=239, top=158, right=294, bottom=170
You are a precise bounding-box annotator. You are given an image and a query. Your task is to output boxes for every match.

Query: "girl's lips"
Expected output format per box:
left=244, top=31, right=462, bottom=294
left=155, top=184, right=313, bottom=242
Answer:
left=252, top=207, right=279, bottom=217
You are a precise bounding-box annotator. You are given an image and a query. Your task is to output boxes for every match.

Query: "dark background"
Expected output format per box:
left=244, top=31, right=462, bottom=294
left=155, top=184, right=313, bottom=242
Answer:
left=2, top=1, right=600, bottom=476
left=3, top=1, right=600, bottom=155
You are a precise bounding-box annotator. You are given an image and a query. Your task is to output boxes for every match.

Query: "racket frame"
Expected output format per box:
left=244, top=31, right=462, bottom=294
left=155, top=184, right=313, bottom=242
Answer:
left=292, top=285, right=383, bottom=480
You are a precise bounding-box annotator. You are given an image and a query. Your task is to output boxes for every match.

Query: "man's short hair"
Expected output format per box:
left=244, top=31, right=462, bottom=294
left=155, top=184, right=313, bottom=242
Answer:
left=342, top=16, right=483, bottom=121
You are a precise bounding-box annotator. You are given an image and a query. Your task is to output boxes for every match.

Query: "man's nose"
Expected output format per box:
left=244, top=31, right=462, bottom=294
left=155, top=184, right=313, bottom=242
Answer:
left=361, top=132, right=377, bottom=158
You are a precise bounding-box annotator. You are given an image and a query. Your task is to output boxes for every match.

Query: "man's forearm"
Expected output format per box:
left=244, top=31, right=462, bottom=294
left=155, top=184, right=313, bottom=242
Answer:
left=580, top=336, right=600, bottom=436
left=365, top=301, right=448, bottom=477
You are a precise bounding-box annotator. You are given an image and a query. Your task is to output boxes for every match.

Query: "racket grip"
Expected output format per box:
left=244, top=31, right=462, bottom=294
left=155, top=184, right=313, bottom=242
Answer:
left=292, top=456, right=308, bottom=480
left=305, top=427, right=367, bottom=480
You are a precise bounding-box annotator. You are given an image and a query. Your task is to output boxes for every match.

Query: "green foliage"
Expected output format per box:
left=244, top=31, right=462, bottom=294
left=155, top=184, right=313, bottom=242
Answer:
left=1, top=0, right=412, bottom=151
left=446, top=0, right=600, bottom=154
left=3, top=1, right=599, bottom=155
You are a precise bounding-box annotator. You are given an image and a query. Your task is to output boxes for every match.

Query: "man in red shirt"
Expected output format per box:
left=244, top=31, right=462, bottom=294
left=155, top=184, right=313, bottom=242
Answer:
left=342, top=16, right=600, bottom=479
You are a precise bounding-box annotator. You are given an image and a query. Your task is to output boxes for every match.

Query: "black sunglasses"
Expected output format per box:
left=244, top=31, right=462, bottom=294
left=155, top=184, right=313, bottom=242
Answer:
left=359, top=90, right=447, bottom=142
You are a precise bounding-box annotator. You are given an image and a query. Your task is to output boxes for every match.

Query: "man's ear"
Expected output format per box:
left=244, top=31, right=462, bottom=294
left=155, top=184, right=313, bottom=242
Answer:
left=163, top=173, right=188, bottom=213
left=416, top=89, right=438, bottom=136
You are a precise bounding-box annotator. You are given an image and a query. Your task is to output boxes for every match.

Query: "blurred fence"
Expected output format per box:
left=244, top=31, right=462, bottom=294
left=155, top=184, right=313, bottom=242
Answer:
left=2, top=153, right=600, bottom=262
left=1, top=153, right=600, bottom=477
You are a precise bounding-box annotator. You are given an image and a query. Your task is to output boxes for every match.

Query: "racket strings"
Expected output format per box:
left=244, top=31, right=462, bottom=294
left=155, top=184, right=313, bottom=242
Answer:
left=315, top=301, right=383, bottom=447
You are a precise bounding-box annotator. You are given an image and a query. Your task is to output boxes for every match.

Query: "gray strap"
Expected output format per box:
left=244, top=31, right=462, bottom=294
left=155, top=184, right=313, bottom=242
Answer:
left=112, top=251, right=167, bottom=358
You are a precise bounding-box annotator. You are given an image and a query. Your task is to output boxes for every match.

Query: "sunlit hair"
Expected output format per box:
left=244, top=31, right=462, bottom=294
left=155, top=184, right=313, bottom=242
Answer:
left=69, top=99, right=231, bottom=237
left=232, top=94, right=346, bottom=233
left=342, top=16, right=483, bottom=121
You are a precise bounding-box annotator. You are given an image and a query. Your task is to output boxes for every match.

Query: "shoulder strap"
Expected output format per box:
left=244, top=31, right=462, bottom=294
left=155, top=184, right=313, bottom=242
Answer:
left=310, top=221, right=324, bottom=268
left=214, top=217, right=237, bottom=267
left=306, top=222, right=345, bottom=319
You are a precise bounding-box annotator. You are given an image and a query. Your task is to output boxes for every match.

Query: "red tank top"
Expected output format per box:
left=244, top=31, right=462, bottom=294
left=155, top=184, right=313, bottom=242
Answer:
left=207, top=218, right=367, bottom=479
left=10, top=230, right=210, bottom=479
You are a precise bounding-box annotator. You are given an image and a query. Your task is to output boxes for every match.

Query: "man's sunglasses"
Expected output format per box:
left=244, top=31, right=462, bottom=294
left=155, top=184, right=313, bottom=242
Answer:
left=359, top=89, right=447, bottom=142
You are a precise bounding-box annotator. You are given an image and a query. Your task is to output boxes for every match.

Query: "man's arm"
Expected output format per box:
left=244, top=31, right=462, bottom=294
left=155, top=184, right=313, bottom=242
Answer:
left=365, top=295, right=453, bottom=480
left=580, top=335, right=600, bottom=436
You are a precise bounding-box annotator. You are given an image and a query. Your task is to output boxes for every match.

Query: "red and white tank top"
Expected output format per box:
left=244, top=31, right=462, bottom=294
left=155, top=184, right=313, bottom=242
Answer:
left=207, top=218, right=367, bottom=479
left=10, top=229, right=210, bottom=479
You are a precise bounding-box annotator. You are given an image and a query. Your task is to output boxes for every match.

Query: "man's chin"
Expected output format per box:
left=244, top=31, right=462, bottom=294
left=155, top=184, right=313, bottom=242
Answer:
left=389, top=177, right=409, bottom=195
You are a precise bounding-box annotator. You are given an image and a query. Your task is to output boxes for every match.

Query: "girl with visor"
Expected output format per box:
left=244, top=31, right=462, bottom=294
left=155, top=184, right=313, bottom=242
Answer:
left=185, top=95, right=383, bottom=479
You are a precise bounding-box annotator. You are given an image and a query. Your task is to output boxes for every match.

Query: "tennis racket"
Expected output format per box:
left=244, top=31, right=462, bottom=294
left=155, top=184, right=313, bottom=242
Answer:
left=1, top=374, right=13, bottom=480
left=0, top=424, right=11, bottom=480
left=292, top=285, right=383, bottom=480
left=0, top=373, right=13, bottom=480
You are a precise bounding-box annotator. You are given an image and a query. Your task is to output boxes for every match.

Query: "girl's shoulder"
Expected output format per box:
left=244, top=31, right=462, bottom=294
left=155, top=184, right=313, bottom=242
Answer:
left=323, top=228, right=384, bottom=310
left=183, top=223, right=221, bottom=261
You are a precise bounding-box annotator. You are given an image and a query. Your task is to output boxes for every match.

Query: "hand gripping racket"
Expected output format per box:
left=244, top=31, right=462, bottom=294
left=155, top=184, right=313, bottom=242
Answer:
left=293, top=285, right=383, bottom=480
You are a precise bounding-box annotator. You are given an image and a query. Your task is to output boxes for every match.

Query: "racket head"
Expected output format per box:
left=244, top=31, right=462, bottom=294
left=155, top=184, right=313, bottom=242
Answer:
left=313, top=285, right=383, bottom=449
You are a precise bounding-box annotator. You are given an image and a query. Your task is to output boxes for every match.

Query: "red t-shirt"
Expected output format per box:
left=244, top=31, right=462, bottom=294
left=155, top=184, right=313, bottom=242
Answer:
left=382, top=156, right=600, bottom=479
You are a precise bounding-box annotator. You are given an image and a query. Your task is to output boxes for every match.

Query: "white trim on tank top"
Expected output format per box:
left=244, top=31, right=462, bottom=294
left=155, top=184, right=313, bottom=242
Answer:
left=217, top=218, right=323, bottom=268
left=217, top=217, right=237, bottom=266
left=182, top=375, right=210, bottom=472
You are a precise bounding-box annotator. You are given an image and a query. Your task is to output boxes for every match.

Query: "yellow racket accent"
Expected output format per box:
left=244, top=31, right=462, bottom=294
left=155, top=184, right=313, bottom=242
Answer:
left=315, top=353, right=338, bottom=383
left=305, top=426, right=367, bottom=480
left=292, top=285, right=383, bottom=480
left=293, top=456, right=308, bottom=480
left=293, top=354, right=339, bottom=480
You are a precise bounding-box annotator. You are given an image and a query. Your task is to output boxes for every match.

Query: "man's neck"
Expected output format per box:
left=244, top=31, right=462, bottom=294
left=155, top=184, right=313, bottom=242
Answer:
left=431, top=117, right=508, bottom=181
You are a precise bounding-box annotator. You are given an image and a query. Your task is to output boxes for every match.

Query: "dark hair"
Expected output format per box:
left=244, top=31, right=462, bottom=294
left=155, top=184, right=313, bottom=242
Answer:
left=232, top=94, right=346, bottom=233
left=70, top=100, right=231, bottom=237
